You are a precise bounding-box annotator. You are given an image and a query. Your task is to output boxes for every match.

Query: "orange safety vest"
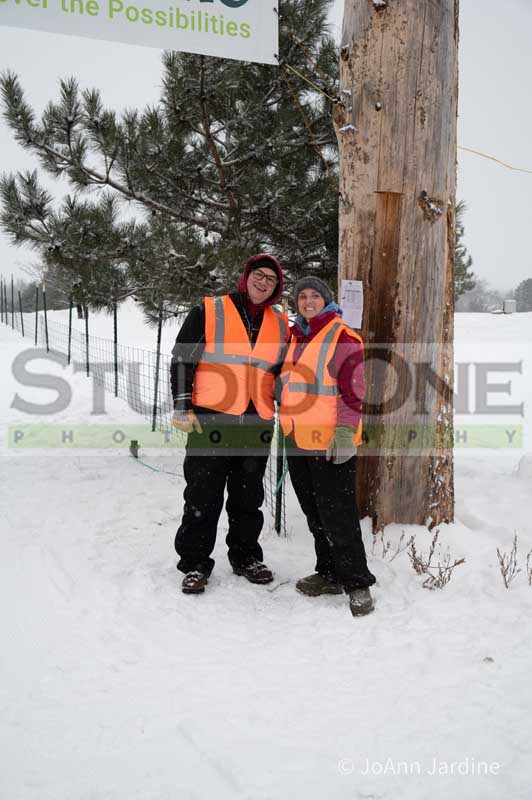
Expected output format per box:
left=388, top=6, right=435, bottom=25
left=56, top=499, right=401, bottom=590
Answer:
left=279, top=317, right=364, bottom=450
left=192, top=295, right=289, bottom=420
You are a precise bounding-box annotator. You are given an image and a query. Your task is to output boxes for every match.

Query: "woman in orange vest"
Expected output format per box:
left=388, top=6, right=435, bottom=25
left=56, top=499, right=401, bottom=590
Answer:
left=170, top=255, right=289, bottom=594
left=280, top=277, right=376, bottom=616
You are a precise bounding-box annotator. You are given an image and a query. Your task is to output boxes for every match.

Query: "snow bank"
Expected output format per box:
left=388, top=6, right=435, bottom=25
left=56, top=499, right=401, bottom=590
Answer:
left=515, top=453, right=532, bottom=481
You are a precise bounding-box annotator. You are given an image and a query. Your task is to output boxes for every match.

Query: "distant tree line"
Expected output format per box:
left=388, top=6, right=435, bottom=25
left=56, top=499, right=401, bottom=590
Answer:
left=515, top=278, right=532, bottom=312
left=1, top=277, right=70, bottom=312
left=455, top=279, right=507, bottom=313
left=456, top=277, right=532, bottom=313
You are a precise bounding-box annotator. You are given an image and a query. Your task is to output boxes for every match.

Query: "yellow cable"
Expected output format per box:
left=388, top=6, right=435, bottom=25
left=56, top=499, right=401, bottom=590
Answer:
left=283, top=63, right=339, bottom=104
left=458, top=146, right=532, bottom=175
left=283, top=60, right=532, bottom=176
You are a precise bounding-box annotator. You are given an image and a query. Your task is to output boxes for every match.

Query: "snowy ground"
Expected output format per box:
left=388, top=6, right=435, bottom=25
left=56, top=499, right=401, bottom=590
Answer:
left=1, top=311, right=532, bottom=800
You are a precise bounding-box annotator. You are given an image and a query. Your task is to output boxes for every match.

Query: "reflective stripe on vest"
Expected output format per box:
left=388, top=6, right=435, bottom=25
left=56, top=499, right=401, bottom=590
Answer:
left=199, top=297, right=288, bottom=373
left=192, top=295, right=289, bottom=418
left=284, top=322, right=342, bottom=395
left=280, top=319, right=363, bottom=450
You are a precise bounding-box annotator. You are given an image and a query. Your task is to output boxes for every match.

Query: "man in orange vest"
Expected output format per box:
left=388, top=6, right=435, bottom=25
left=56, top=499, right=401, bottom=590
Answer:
left=170, top=255, right=289, bottom=594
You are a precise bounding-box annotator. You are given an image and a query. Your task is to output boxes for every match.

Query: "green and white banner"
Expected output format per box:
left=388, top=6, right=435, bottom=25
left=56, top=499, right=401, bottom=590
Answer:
left=0, top=0, right=278, bottom=64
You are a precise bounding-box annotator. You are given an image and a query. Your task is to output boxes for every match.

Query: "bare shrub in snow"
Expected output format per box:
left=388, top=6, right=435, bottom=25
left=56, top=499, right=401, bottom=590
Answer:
left=526, top=549, right=532, bottom=587
left=407, top=530, right=465, bottom=590
left=372, top=530, right=413, bottom=561
left=496, top=534, right=521, bottom=589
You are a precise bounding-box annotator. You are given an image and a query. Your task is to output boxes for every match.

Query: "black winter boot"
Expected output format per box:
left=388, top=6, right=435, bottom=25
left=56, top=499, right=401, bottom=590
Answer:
left=233, top=558, right=274, bottom=584
left=348, top=588, right=374, bottom=616
left=182, top=571, right=209, bottom=594
left=296, top=573, right=343, bottom=597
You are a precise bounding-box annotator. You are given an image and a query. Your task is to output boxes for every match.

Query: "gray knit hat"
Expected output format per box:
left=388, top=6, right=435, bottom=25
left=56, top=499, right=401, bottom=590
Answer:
left=292, top=276, right=333, bottom=308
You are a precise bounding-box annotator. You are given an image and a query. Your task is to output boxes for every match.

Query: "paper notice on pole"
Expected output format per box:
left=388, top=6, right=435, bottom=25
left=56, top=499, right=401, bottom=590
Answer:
left=340, top=280, right=363, bottom=330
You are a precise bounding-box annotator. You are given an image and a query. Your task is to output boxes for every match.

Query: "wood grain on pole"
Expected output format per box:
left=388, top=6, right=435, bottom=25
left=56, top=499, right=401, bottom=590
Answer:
left=335, top=0, right=457, bottom=530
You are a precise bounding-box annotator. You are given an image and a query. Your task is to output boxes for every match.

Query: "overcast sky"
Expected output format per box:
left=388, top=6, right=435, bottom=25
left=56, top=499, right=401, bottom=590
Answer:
left=0, top=0, right=531, bottom=292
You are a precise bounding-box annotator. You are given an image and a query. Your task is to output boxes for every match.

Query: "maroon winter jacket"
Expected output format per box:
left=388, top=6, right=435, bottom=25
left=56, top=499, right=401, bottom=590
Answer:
left=290, top=311, right=365, bottom=429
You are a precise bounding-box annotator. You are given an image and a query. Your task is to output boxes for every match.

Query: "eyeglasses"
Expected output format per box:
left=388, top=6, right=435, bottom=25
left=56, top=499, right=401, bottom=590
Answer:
left=253, top=270, right=278, bottom=287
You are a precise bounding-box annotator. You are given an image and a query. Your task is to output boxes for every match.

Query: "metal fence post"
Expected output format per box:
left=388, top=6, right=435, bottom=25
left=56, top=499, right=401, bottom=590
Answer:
left=113, top=299, right=118, bottom=397
left=84, top=304, right=90, bottom=376
left=274, top=419, right=285, bottom=535
left=274, top=295, right=289, bottom=534
left=67, top=295, right=73, bottom=365
left=18, top=290, right=24, bottom=337
left=34, top=285, right=39, bottom=345
left=42, top=283, right=49, bottom=352
left=151, top=302, right=163, bottom=432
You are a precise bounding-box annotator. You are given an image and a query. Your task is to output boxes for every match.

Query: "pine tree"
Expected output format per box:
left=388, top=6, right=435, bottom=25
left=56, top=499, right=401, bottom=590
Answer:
left=0, top=0, right=340, bottom=312
left=515, top=278, right=532, bottom=312
left=454, top=200, right=475, bottom=301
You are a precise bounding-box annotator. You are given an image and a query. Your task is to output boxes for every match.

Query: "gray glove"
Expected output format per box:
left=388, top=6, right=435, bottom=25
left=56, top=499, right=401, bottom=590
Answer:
left=326, top=425, right=357, bottom=465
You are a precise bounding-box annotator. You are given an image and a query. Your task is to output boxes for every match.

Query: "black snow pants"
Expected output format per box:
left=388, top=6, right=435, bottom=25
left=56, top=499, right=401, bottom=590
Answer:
left=286, top=436, right=375, bottom=592
left=175, top=412, right=273, bottom=576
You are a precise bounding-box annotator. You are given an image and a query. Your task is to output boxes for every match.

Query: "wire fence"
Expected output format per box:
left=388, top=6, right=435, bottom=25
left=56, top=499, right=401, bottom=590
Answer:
left=1, top=296, right=287, bottom=535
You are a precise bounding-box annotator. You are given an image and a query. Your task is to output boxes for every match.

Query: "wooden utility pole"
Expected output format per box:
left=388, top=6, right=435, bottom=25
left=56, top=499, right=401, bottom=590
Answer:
left=335, top=0, right=458, bottom=531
